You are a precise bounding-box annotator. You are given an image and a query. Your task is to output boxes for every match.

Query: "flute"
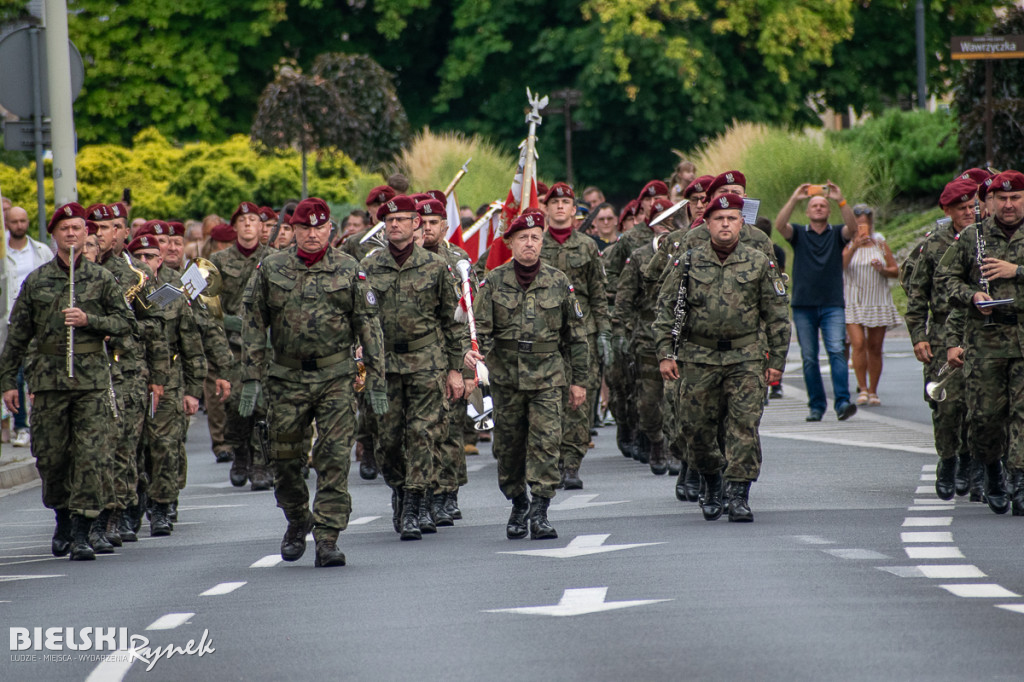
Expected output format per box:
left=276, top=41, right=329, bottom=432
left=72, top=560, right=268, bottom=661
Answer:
left=67, top=245, right=75, bottom=378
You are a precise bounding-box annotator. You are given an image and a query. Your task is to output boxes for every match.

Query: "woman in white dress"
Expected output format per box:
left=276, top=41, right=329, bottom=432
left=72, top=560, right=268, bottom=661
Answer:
left=842, top=204, right=902, bottom=406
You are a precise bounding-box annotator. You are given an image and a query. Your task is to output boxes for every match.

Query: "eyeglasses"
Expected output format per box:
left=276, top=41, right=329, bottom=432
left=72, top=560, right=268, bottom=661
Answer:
left=385, top=216, right=414, bottom=225
left=853, top=206, right=873, bottom=216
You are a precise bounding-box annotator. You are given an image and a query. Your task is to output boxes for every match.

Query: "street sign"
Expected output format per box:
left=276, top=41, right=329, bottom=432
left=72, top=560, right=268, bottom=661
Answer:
left=3, top=120, right=51, bottom=151
left=951, top=35, right=1024, bottom=60
left=0, top=26, right=84, bottom=117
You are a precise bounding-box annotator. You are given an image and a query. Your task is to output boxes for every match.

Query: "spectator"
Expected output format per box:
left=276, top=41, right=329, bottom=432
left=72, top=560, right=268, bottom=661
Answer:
left=775, top=182, right=859, bottom=422
left=589, top=202, right=619, bottom=251
left=130, top=217, right=146, bottom=237
left=183, top=219, right=204, bottom=260
left=670, top=159, right=697, bottom=201
left=3, top=205, right=54, bottom=446
left=460, top=205, right=475, bottom=223
left=842, top=204, right=901, bottom=406
left=582, top=186, right=606, bottom=209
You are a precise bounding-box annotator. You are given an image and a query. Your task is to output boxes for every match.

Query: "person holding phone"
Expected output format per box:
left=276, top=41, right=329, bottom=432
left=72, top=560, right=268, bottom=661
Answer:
left=842, top=204, right=901, bottom=406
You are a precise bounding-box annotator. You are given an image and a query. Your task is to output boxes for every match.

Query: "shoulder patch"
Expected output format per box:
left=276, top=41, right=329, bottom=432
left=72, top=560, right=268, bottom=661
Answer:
left=568, top=284, right=575, bottom=294
left=773, top=279, right=786, bottom=296
left=479, top=279, right=488, bottom=288
left=625, top=257, right=631, bottom=265
left=366, top=290, right=377, bottom=306
left=358, top=271, right=367, bottom=280
left=256, top=262, right=261, bottom=269
left=573, top=300, right=583, bottom=319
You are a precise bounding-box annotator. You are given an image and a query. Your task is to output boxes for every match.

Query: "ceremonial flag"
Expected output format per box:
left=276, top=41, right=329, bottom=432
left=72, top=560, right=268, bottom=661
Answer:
left=485, top=144, right=538, bottom=271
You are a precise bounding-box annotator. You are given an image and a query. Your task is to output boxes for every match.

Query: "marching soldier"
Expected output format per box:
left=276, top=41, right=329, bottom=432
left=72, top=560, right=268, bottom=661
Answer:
left=341, top=185, right=395, bottom=263
left=539, top=182, right=611, bottom=489
left=0, top=203, right=134, bottom=560
left=905, top=179, right=979, bottom=501
left=361, top=195, right=466, bottom=541
left=211, top=202, right=272, bottom=490
left=936, top=170, right=1024, bottom=516
left=241, top=198, right=386, bottom=566
left=465, top=211, right=588, bottom=540
left=654, top=194, right=790, bottom=523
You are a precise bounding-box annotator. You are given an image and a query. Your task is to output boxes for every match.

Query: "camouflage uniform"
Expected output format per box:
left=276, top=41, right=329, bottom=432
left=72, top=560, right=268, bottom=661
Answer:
left=340, top=227, right=382, bottom=264
left=644, top=223, right=777, bottom=287
left=653, top=241, right=789, bottom=482
left=936, top=218, right=1024, bottom=475
left=601, top=239, right=640, bottom=457
left=904, top=224, right=970, bottom=471
left=361, top=244, right=465, bottom=496
left=474, top=261, right=589, bottom=499
left=210, top=242, right=270, bottom=482
left=539, top=229, right=609, bottom=475
left=242, top=246, right=384, bottom=542
left=0, top=256, right=133, bottom=517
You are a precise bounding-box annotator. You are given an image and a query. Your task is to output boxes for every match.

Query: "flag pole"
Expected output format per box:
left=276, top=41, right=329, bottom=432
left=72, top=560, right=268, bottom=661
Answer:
left=519, top=88, right=548, bottom=218
left=444, top=158, right=472, bottom=197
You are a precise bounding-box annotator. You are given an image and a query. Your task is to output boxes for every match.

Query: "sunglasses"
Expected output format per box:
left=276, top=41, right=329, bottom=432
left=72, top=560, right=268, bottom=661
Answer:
left=853, top=206, right=873, bottom=217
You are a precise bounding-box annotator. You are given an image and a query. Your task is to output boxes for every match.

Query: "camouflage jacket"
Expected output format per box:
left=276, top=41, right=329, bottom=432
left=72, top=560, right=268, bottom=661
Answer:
left=150, top=265, right=207, bottom=396
left=540, top=229, right=610, bottom=337
left=644, top=223, right=776, bottom=287
left=164, top=262, right=234, bottom=378
left=426, top=241, right=477, bottom=379
left=340, top=227, right=381, bottom=264
left=936, top=217, right=1024, bottom=359
left=242, top=246, right=384, bottom=391
left=904, top=222, right=959, bottom=348
left=361, top=243, right=466, bottom=375
left=613, top=236, right=663, bottom=348
left=653, top=241, right=790, bottom=370
left=210, top=242, right=269, bottom=346
left=603, top=222, right=653, bottom=298
left=0, top=256, right=134, bottom=392
left=474, top=261, right=589, bottom=389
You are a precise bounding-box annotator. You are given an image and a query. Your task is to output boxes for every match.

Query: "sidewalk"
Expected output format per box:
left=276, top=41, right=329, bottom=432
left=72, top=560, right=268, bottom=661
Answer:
left=0, top=435, right=38, bottom=493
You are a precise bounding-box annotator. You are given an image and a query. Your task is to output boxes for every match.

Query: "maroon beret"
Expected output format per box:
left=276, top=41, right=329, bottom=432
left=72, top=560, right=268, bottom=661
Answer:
left=409, top=193, right=431, bottom=203
left=108, top=202, right=129, bottom=220
left=939, top=179, right=977, bottom=208
left=258, top=206, right=278, bottom=222
left=545, top=182, right=575, bottom=202
left=86, top=203, right=110, bottom=221
left=210, top=223, right=237, bottom=242
left=416, top=199, right=447, bottom=217
left=136, top=220, right=169, bottom=237
left=425, top=190, right=446, bottom=203
left=705, top=171, right=747, bottom=198
left=48, top=202, right=87, bottom=233
left=684, top=175, right=716, bottom=198
left=127, top=235, right=160, bottom=254
left=292, top=198, right=331, bottom=227
left=978, top=177, right=995, bottom=202
left=637, top=180, right=669, bottom=202
left=166, top=221, right=185, bottom=237
left=648, top=197, right=675, bottom=222
left=535, top=182, right=549, bottom=200
left=991, top=170, right=1024, bottom=193
left=702, top=193, right=745, bottom=219
left=957, top=168, right=992, bottom=185
left=504, top=210, right=545, bottom=239
left=85, top=219, right=100, bottom=236
left=376, top=195, right=418, bottom=222
left=366, top=185, right=397, bottom=206
left=231, top=201, right=260, bottom=225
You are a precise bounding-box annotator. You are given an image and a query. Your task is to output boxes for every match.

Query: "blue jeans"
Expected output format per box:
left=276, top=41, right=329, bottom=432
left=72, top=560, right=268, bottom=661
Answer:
left=792, top=306, right=850, bottom=415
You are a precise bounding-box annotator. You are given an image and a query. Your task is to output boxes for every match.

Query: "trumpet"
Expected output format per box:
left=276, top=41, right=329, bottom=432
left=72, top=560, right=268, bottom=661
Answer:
left=925, top=362, right=961, bottom=402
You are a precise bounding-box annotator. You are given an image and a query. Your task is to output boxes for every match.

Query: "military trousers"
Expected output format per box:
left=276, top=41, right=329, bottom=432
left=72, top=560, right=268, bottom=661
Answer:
left=560, top=332, right=599, bottom=469
left=145, top=382, right=185, bottom=504
left=113, top=371, right=147, bottom=509
left=267, top=374, right=356, bottom=539
left=431, top=396, right=468, bottom=494
left=636, top=350, right=665, bottom=445
left=377, top=371, right=444, bottom=494
left=923, top=354, right=969, bottom=462
left=492, top=383, right=562, bottom=500
left=354, top=390, right=378, bottom=461
left=204, top=374, right=231, bottom=458
left=223, top=345, right=264, bottom=457
left=604, top=347, right=637, bottom=431
left=31, top=388, right=117, bottom=517
left=676, top=360, right=765, bottom=481
left=964, top=355, right=1024, bottom=468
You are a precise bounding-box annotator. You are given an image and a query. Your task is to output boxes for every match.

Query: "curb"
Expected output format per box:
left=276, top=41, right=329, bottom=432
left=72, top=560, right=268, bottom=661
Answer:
left=0, top=458, right=38, bottom=491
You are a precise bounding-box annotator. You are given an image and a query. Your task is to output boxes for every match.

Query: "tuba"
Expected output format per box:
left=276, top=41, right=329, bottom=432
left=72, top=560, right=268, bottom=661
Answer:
left=193, top=257, right=224, bottom=318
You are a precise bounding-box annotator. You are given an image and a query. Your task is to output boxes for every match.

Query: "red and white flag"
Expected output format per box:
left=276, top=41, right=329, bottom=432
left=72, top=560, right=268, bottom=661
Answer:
left=444, top=188, right=464, bottom=249
left=486, top=144, right=537, bottom=271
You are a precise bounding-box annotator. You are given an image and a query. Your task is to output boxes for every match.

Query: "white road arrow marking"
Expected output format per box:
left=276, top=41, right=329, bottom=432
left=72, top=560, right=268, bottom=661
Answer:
left=548, top=494, right=627, bottom=511
left=498, top=534, right=663, bottom=558
left=484, top=587, right=671, bottom=617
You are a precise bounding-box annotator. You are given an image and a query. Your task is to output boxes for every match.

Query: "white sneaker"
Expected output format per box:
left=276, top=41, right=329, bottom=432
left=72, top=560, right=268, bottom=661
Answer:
left=12, top=429, right=30, bottom=447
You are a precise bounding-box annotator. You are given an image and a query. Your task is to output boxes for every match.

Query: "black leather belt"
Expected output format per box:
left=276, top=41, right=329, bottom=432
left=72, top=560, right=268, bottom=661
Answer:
left=687, top=332, right=758, bottom=351
left=385, top=332, right=437, bottom=354
left=274, top=350, right=349, bottom=371
left=37, top=341, right=103, bottom=355
left=495, top=339, right=559, bottom=353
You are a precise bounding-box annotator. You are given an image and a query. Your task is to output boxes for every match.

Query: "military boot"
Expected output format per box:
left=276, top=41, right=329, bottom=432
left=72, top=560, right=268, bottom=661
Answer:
left=314, top=538, right=346, bottom=567
left=400, top=490, right=422, bottom=541
left=116, top=508, right=138, bottom=543
left=984, top=460, right=1010, bottom=515
left=149, top=503, right=173, bottom=536
left=168, top=501, right=178, bottom=523
left=229, top=448, right=250, bottom=487
left=667, top=444, right=683, bottom=476
left=88, top=511, right=116, bottom=554
left=700, top=471, right=724, bottom=521
left=562, top=466, right=583, bottom=490
left=616, top=424, right=634, bottom=458
left=556, top=460, right=565, bottom=489
left=51, top=508, right=72, bottom=557
left=104, top=510, right=124, bottom=547
left=935, top=457, right=957, bottom=501
left=69, top=514, right=96, bottom=561
left=358, top=444, right=378, bottom=480
left=726, top=481, right=754, bottom=522
left=683, top=467, right=701, bottom=502
left=1009, top=468, right=1024, bottom=517
left=391, top=487, right=404, bottom=533
left=649, top=439, right=668, bottom=476
left=444, top=491, right=462, bottom=520
left=506, top=492, right=530, bottom=539
left=528, top=496, right=558, bottom=540
left=955, top=453, right=972, bottom=497
left=281, top=510, right=314, bottom=561
left=969, top=459, right=985, bottom=502
left=124, top=503, right=142, bottom=536
left=634, top=432, right=650, bottom=464
left=418, top=494, right=437, bottom=534
left=432, top=493, right=454, bottom=527
left=249, top=462, right=274, bottom=491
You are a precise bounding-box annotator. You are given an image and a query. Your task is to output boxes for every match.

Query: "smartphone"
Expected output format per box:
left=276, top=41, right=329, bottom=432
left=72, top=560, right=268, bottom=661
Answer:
left=806, top=184, right=828, bottom=196
left=122, top=188, right=132, bottom=206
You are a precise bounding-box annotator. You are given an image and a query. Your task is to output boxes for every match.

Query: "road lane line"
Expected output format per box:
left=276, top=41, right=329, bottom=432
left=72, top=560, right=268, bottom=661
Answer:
left=146, top=612, right=194, bottom=630
left=251, top=555, right=283, bottom=568
left=349, top=516, right=382, bottom=525
left=200, top=581, right=247, bottom=596
left=914, top=486, right=935, bottom=495
left=902, top=517, right=953, bottom=527
left=995, top=604, right=1024, bottom=615
left=907, top=506, right=957, bottom=512
left=901, top=531, right=953, bottom=543
left=822, top=548, right=888, bottom=560
left=791, top=535, right=834, bottom=545
left=905, top=546, right=965, bottom=559
left=939, top=584, right=1020, bottom=598
left=917, top=565, right=986, bottom=579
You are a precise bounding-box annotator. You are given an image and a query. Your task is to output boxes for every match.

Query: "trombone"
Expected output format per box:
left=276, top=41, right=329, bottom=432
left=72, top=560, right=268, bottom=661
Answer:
left=925, top=362, right=961, bottom=402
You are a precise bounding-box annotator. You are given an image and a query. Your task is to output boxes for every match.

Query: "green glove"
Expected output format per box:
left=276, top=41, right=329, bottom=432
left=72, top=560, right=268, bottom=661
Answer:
left=612, top=335, right=628, bottom=357
left=238, top=380, right=261, bottom=417
left=223, top=315, right=243, bottom=333
left=597, top=331, right=612, bottom=368
left=369, top=389, right=389, bottom=416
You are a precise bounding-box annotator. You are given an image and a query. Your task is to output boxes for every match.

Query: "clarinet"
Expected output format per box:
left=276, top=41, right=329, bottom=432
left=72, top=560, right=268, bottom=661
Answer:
left=974, top=198, right=995, bottom=327
left=67, top=245, right=76, bottom=378
left=669, top=249, right=691, bottom=357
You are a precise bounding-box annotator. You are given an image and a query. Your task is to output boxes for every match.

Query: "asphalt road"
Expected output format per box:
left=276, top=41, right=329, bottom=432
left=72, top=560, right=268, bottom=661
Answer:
left=3, top=335, right=1024, bottom=681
